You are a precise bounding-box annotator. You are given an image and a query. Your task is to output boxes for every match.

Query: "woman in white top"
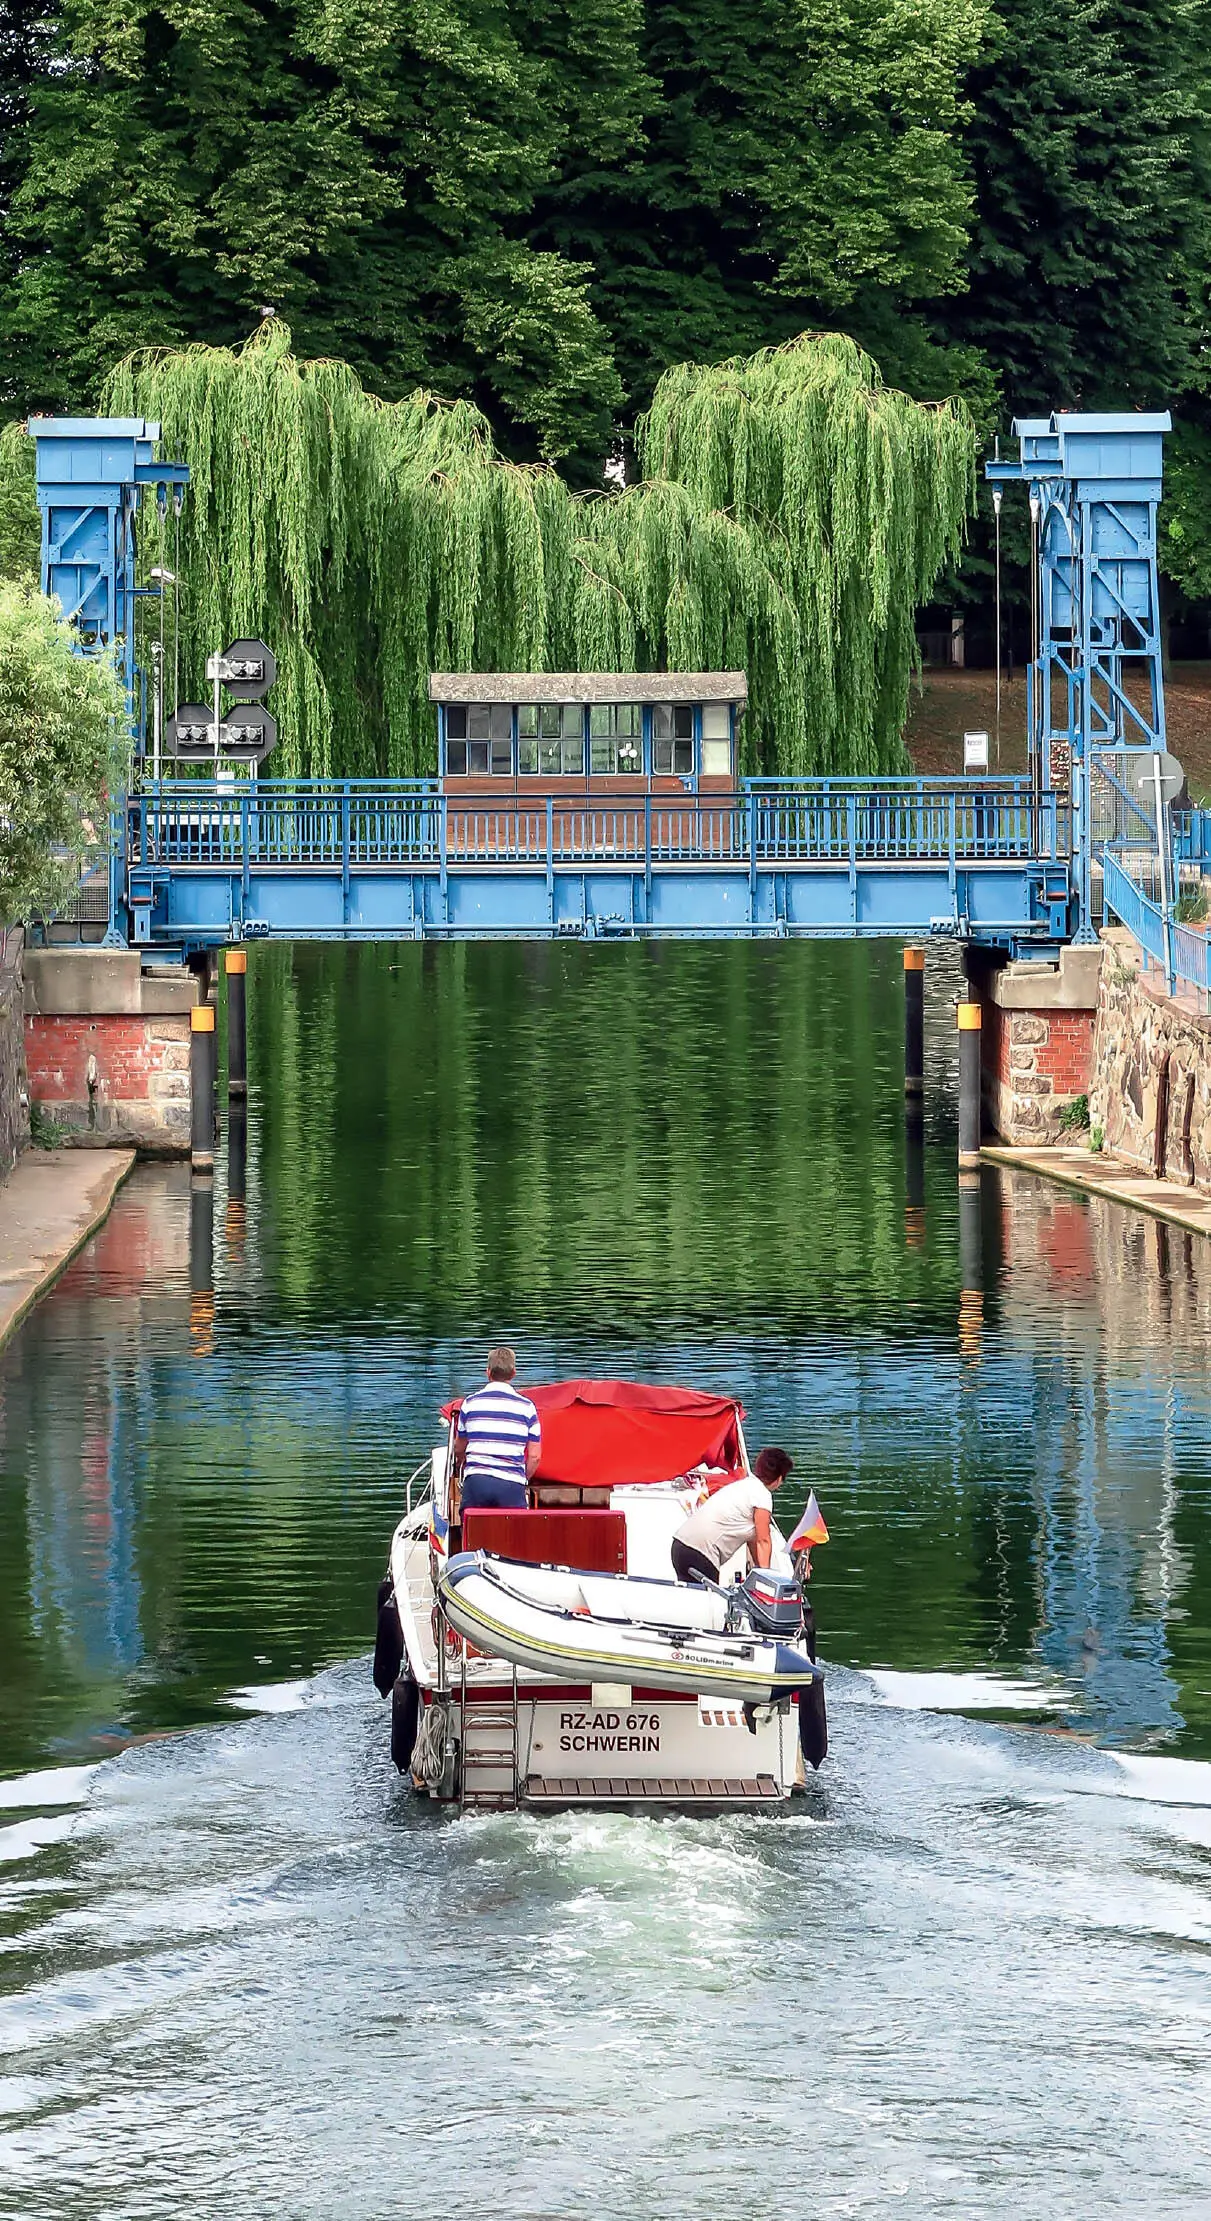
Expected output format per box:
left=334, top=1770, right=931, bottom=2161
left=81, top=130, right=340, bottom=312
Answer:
left=670, top=1447, right=793, bottom=1584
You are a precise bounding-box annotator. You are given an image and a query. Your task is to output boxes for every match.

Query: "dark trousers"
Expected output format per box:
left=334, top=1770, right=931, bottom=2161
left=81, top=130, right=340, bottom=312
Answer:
left=461, top=1472, right=528, bottom=1511
left=671, top=1539, right=720, bottom=1586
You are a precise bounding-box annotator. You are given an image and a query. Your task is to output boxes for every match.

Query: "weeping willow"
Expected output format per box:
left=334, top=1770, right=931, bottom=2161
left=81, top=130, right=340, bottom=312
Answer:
left=100, top=321, right=973, bottom=779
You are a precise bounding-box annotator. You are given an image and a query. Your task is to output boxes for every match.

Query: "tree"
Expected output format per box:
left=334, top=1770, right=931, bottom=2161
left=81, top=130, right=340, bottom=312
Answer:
left=0, top=0, right=988, bottom=470
left=102, top=320, right=974, bottom=778
left=0, top=420, right=39, bottom=580
left=0, top=578, right=127, bottom=920
left=932, top=0, right=1211, bottom=416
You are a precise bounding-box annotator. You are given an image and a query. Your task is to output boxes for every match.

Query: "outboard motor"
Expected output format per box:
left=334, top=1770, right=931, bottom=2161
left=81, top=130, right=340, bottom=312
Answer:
left=727, top=1568, right=804, bottom=1639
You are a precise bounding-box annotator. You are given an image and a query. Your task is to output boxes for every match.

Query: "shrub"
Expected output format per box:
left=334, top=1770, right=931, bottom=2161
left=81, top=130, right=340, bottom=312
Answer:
left=0, top=579, right=128, bottom=922
left=1058, top=1093, right=1091, bottom=1133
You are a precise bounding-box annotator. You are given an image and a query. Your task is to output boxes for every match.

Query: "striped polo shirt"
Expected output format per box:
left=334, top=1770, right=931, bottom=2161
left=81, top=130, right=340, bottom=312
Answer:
left=458, top=1380, right=541, bottom=1485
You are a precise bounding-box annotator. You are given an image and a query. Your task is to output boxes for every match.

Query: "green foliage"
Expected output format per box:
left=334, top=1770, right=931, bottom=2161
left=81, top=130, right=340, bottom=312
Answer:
left=0, top=421, right=39, bottom=580
left=28, top=1100, right=66, bottom=1149
left=1058, top=1093, right=1090, bottom=1133
left=1174, top=888, right=1209, bottom=925
left=0, top=578, right=127, bottom=921
left=102, top=321, right=974, bottom=778
left=933, top=0, right=1211, bottom=413
left=638, top=334, right=975, bottom=770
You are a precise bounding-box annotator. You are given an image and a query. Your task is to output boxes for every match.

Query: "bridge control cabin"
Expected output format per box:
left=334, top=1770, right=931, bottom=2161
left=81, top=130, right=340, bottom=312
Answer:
left=430, top=673, right=745, bottom=797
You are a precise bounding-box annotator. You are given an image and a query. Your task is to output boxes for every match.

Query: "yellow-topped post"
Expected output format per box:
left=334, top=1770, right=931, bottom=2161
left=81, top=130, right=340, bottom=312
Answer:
left=956, top=998, right=982, bottom=1170
left=903, top=946, right=925, bottom=1096
left=225, top=946, right=247, bottom=1098
left=190, top=1001, right=217, bottom=1170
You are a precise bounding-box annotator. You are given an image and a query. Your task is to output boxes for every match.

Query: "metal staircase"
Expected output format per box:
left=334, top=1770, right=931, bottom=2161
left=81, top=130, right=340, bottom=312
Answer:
left=458, top=1658, right=520, bottom=1812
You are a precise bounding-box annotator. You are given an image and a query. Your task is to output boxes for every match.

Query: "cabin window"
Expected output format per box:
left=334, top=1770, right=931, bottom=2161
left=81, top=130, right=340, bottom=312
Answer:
left=518, top=702, right=584, bottom=775
left=700, top=701, right=733, bottom=777
left=589, top=702, right=643, bottom=774
left=445, top=702, right=511, bottom=776
left=652, top=703, right=694, bottom=777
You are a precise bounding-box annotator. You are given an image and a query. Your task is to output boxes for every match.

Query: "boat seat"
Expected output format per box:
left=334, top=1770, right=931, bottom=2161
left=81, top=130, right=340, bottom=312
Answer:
left=531, top=1484, right=613, bottom=1508
left=463, top=1508, right=627, bottom=1574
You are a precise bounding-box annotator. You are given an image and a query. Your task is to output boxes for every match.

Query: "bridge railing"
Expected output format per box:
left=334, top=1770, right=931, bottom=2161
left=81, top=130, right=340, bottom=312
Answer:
left=131, top=778, right=1065, bottom=871
left=1102, top=849, right=1210, bottom=1012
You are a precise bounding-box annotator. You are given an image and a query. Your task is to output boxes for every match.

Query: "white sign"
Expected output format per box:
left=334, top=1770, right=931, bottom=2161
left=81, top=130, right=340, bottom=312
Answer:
left=964, top=729, right=990, bottom=773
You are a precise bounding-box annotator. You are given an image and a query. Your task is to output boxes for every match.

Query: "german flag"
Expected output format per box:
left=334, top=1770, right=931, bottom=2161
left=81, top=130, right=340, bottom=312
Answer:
left=788, top=1490, right=829, bottom=1551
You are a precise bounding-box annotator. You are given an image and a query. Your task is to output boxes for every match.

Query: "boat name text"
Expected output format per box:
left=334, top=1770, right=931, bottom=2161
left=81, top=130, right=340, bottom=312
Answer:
left=559, top=1709, right=660, bottom=1753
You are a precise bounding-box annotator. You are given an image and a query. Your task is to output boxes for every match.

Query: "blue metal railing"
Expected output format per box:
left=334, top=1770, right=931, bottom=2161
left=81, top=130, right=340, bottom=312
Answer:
left=131, top=777, right=1065, bottom=873
left=1102, top=850, right=1211, bottom=1010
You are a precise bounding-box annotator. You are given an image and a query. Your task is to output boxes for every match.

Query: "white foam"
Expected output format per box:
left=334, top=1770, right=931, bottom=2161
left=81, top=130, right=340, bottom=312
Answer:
left=0, top=1813, right=78, bottom=1865
left=0, top=1766, right=97, bottom=1811
left=865, top=1669, right=1071, bottom=1713
left=224, top=1679, right=315, bottom=1714
left=1110, top=1753, right=1211, bottom=1807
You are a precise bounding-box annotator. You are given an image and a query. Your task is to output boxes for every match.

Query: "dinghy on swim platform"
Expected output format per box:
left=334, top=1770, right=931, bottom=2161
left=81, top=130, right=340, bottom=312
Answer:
left=438, top=1551, right=824, bottom=1707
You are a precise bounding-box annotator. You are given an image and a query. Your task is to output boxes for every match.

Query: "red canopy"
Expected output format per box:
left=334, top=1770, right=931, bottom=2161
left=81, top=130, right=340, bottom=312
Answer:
left=442, top=1378, right=745, bottom=1489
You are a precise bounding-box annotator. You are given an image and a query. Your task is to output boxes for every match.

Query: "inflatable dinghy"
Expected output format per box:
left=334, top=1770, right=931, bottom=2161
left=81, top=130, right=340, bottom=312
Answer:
left=438, top=1551, right=824, bottom=1707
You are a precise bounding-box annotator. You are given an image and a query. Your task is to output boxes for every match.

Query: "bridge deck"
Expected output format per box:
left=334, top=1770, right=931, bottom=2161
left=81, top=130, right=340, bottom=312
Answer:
left=122, top=779, right=1074, bottom=949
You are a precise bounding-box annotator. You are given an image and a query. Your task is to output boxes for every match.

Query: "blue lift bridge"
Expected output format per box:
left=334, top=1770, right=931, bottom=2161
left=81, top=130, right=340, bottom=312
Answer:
left=29, top=409, right=1175, bottom=958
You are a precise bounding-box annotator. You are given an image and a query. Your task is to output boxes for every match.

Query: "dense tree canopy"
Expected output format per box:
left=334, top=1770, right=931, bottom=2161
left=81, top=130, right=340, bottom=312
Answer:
left=97, top=321, right=972, bottom=777
left=1, top=0, right=1210, bottom=638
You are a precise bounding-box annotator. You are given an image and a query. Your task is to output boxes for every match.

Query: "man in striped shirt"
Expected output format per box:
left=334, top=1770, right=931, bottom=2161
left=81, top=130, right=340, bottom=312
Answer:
left=454, top=1346, right=542, bottom=1510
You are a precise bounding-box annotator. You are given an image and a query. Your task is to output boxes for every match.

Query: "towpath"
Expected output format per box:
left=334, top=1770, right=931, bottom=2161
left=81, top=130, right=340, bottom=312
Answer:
left=982, top=1141, right=1211, bottom=1239
left=0, top=1149, right=135, bottom=1348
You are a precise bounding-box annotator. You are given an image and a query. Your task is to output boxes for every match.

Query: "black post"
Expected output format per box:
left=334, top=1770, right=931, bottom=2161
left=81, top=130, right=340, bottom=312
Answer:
left=226, top=947, right=247, bottom=1097
left=904, top=946, right=925, bottom=1097
left=957, top=998, right=982, bottom=1171
left=190, top=1003, right=216, bottom=1171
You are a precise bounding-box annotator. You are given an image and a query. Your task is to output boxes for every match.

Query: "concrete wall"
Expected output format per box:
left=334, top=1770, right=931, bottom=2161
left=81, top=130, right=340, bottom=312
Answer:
left=975, top=946, right=1100, bottom=1142
left=1091, top=929, right=1211, bottom=1188
left=0, top=929, right=30, bottom=1175
left=24, top=950, right=199, bottom=1154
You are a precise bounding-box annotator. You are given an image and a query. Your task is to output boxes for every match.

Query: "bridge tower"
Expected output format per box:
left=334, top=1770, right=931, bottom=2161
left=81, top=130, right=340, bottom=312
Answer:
left=986, top=411, right=1171, bottom=941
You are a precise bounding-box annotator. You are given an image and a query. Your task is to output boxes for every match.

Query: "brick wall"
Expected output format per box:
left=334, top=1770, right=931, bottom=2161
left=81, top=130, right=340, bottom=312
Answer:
left=25, top=1012, right=191, bottom=1150
left=974, top=949, right=1100, bottom=1142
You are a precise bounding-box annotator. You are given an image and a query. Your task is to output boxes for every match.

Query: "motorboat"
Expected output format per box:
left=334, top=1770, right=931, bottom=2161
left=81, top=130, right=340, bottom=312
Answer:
left=375, top=1378, right=828, bottom=1812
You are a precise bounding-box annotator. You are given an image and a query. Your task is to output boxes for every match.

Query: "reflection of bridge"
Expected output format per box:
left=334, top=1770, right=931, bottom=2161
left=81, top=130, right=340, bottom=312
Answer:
left=123, top=779, right=1072, bottom=946
left=32, top=407, right=1175, bottom=959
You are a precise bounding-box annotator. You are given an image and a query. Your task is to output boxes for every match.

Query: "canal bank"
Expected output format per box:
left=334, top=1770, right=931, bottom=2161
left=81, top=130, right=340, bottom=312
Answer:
left=0, top=1145, right=134, bottom=1347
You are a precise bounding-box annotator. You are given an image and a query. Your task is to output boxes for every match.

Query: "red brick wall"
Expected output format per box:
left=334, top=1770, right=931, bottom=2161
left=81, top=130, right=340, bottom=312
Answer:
left=981, top=1003, right=1095, bottom=1141
left=25, top=1013, right=191, bottom=1146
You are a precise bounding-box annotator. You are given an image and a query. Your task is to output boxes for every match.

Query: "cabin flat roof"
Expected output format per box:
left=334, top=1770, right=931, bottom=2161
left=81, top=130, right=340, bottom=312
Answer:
left=429, top=672, right=747, bottom=707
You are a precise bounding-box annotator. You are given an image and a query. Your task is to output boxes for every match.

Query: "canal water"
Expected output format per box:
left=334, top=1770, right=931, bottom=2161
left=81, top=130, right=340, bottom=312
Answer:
left=2, top=942, right=1210, bottom=2217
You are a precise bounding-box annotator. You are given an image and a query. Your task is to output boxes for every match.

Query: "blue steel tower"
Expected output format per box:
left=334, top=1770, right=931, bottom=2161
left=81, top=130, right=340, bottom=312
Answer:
left=987, top=412, right=1171, bottom=941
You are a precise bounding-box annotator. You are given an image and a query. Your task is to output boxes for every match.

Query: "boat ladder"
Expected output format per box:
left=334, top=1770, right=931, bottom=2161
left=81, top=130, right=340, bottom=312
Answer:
left=458, top=1658, right=520, bottom=1813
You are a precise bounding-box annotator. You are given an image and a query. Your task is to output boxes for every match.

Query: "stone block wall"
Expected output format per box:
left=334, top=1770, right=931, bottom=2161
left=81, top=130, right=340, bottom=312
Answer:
left=24, top=950, right=198, bottom=1153
left=975, top=946, right=1100, bottom=1142
left=1091, top=930, right=1211, bottom=1187
left=0, top=929, right=30, bottom=1175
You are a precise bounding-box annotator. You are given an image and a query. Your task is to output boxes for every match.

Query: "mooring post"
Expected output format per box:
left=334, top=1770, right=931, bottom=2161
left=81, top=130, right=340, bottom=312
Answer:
left=904, top=946, right=925, bottom=1096
left=225, top=946, right=247, bottom=1097
left=190, top=1002, right=217, bottom=1170
left=957, top=997, right=982, bottom=1170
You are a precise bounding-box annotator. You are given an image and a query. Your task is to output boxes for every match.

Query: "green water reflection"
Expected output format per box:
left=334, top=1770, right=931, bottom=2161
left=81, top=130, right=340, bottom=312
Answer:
left=2, top=940, right=1211, bottom=1776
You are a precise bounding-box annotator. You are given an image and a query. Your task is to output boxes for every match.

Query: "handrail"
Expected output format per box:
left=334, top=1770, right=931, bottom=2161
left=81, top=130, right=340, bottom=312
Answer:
left=128, top=781, right=1068, bottom=871
left=1102, top=848, right=1209, bottom=1009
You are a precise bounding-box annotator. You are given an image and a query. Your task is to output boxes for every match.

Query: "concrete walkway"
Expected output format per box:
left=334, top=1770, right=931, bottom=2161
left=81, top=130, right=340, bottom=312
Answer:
left=0, top=1149, right=135, bottom=1347
left=982, top=1142, right=1211, bottom=1239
